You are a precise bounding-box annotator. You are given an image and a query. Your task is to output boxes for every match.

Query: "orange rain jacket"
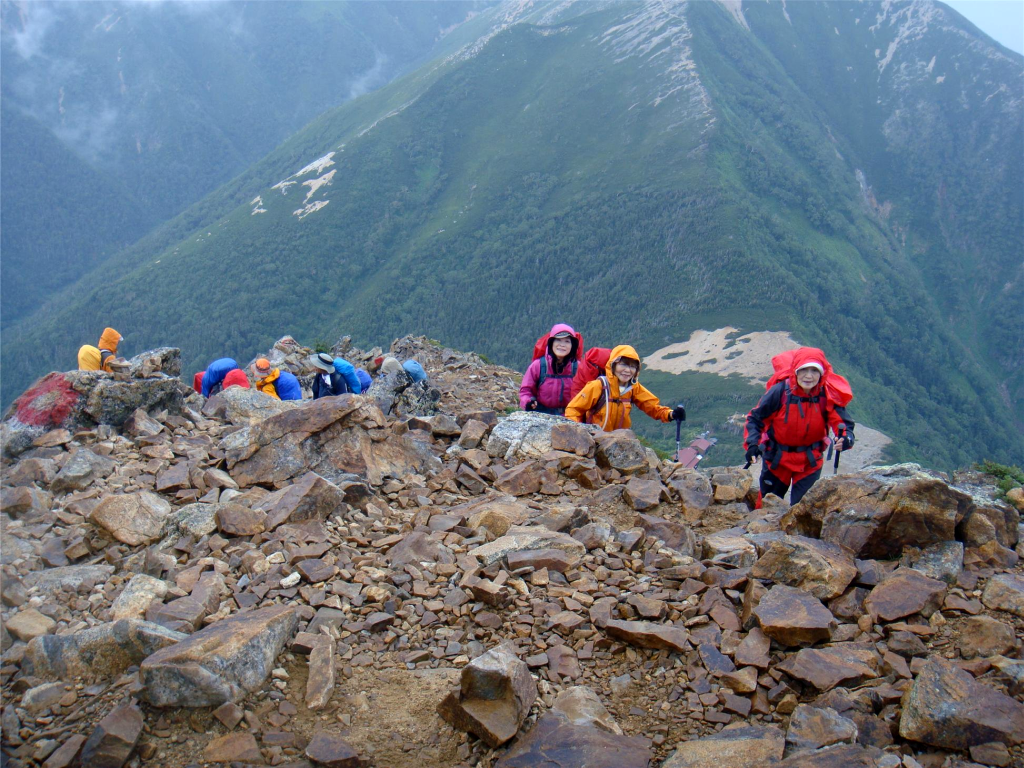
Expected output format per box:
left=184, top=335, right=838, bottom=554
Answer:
left=77, top=328, right=122, bottom=372
left=564, top=344, right=671, bottom=431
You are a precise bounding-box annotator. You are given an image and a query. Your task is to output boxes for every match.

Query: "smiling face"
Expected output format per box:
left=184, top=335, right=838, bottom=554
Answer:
left=551, top=337, right=573, bottom=360
left=796, top=366, right=822, bottom=393
left=612, top=358, right=638, bottom=385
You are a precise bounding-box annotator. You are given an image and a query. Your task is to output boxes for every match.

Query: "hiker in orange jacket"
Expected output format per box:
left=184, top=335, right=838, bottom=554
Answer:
left=77, top=328, right=123, bottom=372
left=565, top=345, right=685, bottom=432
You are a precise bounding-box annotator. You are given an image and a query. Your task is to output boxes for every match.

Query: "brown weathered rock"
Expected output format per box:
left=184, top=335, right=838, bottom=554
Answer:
left=215, top=503, right=267, bottom=536
left=80, top=700, right=143, bottom=768
left=635, top=513, right=696, bottom=557
left=458, top=418, right=491, bottom=449
left=506, top=548, right=571, bottom=573
left=750, top=535, right=856, bottom=601
left=753, top=585, right=836, bottom=646
left=41, top=734, right=88, bottom=768
left=604, top=620, right=690, bottom=653
left=782, top=465, right=972, bottom=558
left=594, top=430, right=648, bottom=474
left=27, top=619, right=185, bottom=682
left=702, top=531, right=757, bottom=567
left=864, top=568, right=946, bottom=621
left=661, top=724, right=785, bottom=768
left=51, top=448, right=116, bottom=493
left=0, top=484, right=52, bottom=517
left=6, top=608, right=56, bottom=641
left=494, top=460, right=544, bottom=496
left=623, top=477, right=669, bottom=511
left=224, top=396, right=440, bottom=486
left=777, top=648, right=877, bottom=691
left=256, top=471, right=348, bottom=529
left=666, top=469, right=713, bottom=523
left=710, top=468, right=752, bottom=503
left=549, top=422, right=596, bottom=456
left=305, top=635, right=336, bottom=710
left=776, top=744, right=884, bottom=767
left=551, top=685, right=622, bottom=734
left=140, top=605, right=297, bottom=707
left=204, top=732, right=262, bottom=764
left=438, top=643, right=537, bottom=747
left=155, top=460, right=192, bottom=493
left=981, top=573, right=1024, bottom=617
left=785, top=705, right=858, bottom=752
left=304, top=732, right=361, bottom=767
left=957, top=615, right=1018, bottom=659
left=495, top=712, right=652, bottom=768
left=734, top=628, right=771, bottom=669
left=470, top=526, right=585, bottom=567
left=386, top=530, right=455, bottom=566
left=467, top=499, right=531, bottom=536
left=898, top=658, right=1024, bottom=749
left=89, top=491, right=172, bottom=546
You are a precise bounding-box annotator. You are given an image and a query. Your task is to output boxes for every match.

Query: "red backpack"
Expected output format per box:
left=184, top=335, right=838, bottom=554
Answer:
left=570, top=347, right=611, bottom=400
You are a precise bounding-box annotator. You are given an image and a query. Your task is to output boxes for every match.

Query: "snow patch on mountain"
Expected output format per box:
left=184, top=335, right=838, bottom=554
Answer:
left=597, top=2, right=713, bottom=124
left=302, top=169, right=336, bottom=203
left=293, top=200, right=329, bottom=220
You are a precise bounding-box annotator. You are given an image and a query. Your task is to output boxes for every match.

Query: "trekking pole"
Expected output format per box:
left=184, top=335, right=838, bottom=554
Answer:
left=675, top=419, right=682, bottom=462
left=833, top=444, right=842, bottom=475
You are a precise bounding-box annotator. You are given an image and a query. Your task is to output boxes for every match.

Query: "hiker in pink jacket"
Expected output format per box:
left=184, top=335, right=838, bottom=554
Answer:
left=519, top=323, right=583, bottom=416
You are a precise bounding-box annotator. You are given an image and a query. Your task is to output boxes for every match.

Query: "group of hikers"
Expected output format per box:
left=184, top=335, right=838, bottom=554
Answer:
left=77, top=323, right=854, bottom=505
left=519, top=323, right=855, bottom=505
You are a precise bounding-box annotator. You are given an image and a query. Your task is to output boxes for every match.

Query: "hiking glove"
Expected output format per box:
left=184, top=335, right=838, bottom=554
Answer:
left=526, top=399, right=538, bottom=411
left=671, top=404, right=686, bottom=422
left=840, top=433, right=855, bottom=451
left=745, top=445, right=762, bottom=463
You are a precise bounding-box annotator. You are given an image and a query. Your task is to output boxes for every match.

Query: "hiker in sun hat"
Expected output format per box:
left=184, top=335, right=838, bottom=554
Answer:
left=310, top=352, right=353, bottom=399
left=743, top=347, right=855, bottom=505
left=254, top=357, right=302, bottom=401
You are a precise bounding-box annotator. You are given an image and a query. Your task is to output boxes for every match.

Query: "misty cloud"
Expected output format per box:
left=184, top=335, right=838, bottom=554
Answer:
left=348, top=49, right=389, bottom=100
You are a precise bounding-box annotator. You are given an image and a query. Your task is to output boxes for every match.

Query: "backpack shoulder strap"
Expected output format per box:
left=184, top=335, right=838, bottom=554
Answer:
left=537, top=357, right=548, bottom=387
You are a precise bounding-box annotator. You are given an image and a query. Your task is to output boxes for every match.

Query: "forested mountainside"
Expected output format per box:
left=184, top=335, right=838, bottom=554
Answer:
left=3, top=0, right=1021, bottom=470
left=0, top=0, right=485, bottom=324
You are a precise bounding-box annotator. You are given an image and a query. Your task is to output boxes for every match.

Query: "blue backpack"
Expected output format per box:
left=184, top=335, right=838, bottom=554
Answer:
left=333, top=358, right=362, bottom=394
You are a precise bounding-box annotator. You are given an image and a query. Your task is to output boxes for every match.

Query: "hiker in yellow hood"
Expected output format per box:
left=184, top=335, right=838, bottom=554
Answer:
left=565, top=344, right=685, bottom=431
left=77, top=328, right=123, bottom=372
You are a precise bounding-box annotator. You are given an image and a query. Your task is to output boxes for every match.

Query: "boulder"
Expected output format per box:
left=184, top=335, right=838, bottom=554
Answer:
left=495, top=711, right=652, bottom=768
left=50, top=448, right=116, bottom=493
left=776, top=744, right=884, bottom=767
left=957, top=616, right=1018, bottom=659
left=981, top=573, right=1024, bottom=617
left=470, top=526, right=586, bottom=567
left=0, top=485, right=52, bottom=517
left=782, top=464, right=972, bottom=558
left=905, top=541, right=963, bottom=584
left=140, top=605, right=297, bottom=707
left=27, top=619, right=185, bottom=682
left=438, top=643, right=537, bottom=747
left=202, top=385, right=298, bottom=426
left=485, top=411, right=564, bottom=461
left=494, top=460, right=547, bottom=496
left=666, top=469, right=713, bottom=522
left=776, top=647, right=877, bottom=691
left=702, top=530, right=758, bottom=567
left=215, top=504, right=267, bottom=537
left=6, top=608, right=56, bottom=642
left=304, top=732, right=361, bottom=768
left=24, top=564, right=114, bottom=597
left=662, top=724, right=785, bottom=768
left=898, top=658, right=1024, bottom=749
left=110, top=574, right=169, bottom=621
left=753, top=585, right=836, bottom=646
left=635, top=513, right=696, bottom=557
left=121, top=407, right=164, bottom=438
left=551, top=685, right=622, bottom=734
left=386, top=530, right=455, bottom=567
left=750, top=535, right=857, bottom=601
left=864, top=568, right=946, bottom=621
left=787, top=707, right=858, bottom=753
left=254, top=471, right=348, bottom=529
left=89, top=492, right=173, bottom=546
left=549, top=422, right=597, bottom=456
left=224, top=396, right=440, bottom=487
left=623, top=477, right=669, bottom=511
left=594, top=430, right=648, bottom=474
left=204, top=732, right=262, bottom=764
left=2, top=360, right=190, bottom=458
left=710, top=468, right=752, bottom=503
left=466, top=498, right=532, bottom=537
left=604, top=620, right=690, bottom=653
left=80, top=700, right=143, bottom=768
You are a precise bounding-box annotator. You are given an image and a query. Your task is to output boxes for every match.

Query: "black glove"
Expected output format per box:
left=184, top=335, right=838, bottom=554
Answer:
left=840, top=432, right=854, bottom=451
left=745, top=445, right=762, bottom=463
left=670, top=404, right=686, bottom=422
left=526, top=399, right=538, bottom=411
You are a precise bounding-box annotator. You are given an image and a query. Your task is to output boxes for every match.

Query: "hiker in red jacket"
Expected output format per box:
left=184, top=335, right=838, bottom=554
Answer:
left=744, top=347, right=855, bottom=505
left=520, top=324, right=583, bottom=415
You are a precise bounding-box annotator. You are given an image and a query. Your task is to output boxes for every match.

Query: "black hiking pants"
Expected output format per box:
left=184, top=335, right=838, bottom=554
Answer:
left=760, top=466, right=822, bottom=506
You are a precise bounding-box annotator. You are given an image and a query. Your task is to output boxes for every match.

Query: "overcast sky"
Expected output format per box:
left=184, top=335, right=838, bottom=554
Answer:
left=944, top=0, right=1024, bottom=55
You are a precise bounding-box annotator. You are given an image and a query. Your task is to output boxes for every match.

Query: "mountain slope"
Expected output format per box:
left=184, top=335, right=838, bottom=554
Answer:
left=3, top=0, right=1020, bottom=469
left=0, top=0, right=485, bottom=324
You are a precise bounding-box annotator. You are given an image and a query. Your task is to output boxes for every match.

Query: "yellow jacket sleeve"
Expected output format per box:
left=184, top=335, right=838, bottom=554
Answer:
left=564, top=379, right=603, bottom=423
left=632, top=383, right=671, bottom=422
left=257, top=380, right=280, bottom=400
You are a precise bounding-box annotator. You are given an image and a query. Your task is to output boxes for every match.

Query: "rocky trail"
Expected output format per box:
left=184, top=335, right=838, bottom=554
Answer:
left=0, top=336, right=1022, bottom=768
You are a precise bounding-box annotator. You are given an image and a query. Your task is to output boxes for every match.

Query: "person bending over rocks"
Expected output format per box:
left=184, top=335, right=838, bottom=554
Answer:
left=77, top=327, right=124, bottom=372
left=253, top=358, right=302, bottom=401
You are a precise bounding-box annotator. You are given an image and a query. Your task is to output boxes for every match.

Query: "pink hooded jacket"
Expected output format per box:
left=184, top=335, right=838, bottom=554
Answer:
left=519, top=323, right=581, bottom=412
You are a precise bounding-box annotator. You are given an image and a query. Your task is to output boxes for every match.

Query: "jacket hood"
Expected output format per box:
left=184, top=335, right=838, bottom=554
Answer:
left=606, top=344, right=641, bottom=383
left=786, top=347, right=830, bottom=391
left=547, top=323, right=580, bottom=362
left=259, top=367, right=280, bottom=384
left=98, top=328, right=121, bottom=353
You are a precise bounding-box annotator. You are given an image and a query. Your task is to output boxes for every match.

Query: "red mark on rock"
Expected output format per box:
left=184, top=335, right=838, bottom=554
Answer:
left=13, top=373, right=79, bottom=428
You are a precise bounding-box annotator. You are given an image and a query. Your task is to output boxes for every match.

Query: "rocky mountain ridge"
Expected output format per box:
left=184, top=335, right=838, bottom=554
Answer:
left=1, top=336, right=1022, bottom=768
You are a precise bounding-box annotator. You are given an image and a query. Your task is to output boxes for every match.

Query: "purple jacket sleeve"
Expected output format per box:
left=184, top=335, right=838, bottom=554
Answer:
left=519, top=359, right=541, bottom=409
